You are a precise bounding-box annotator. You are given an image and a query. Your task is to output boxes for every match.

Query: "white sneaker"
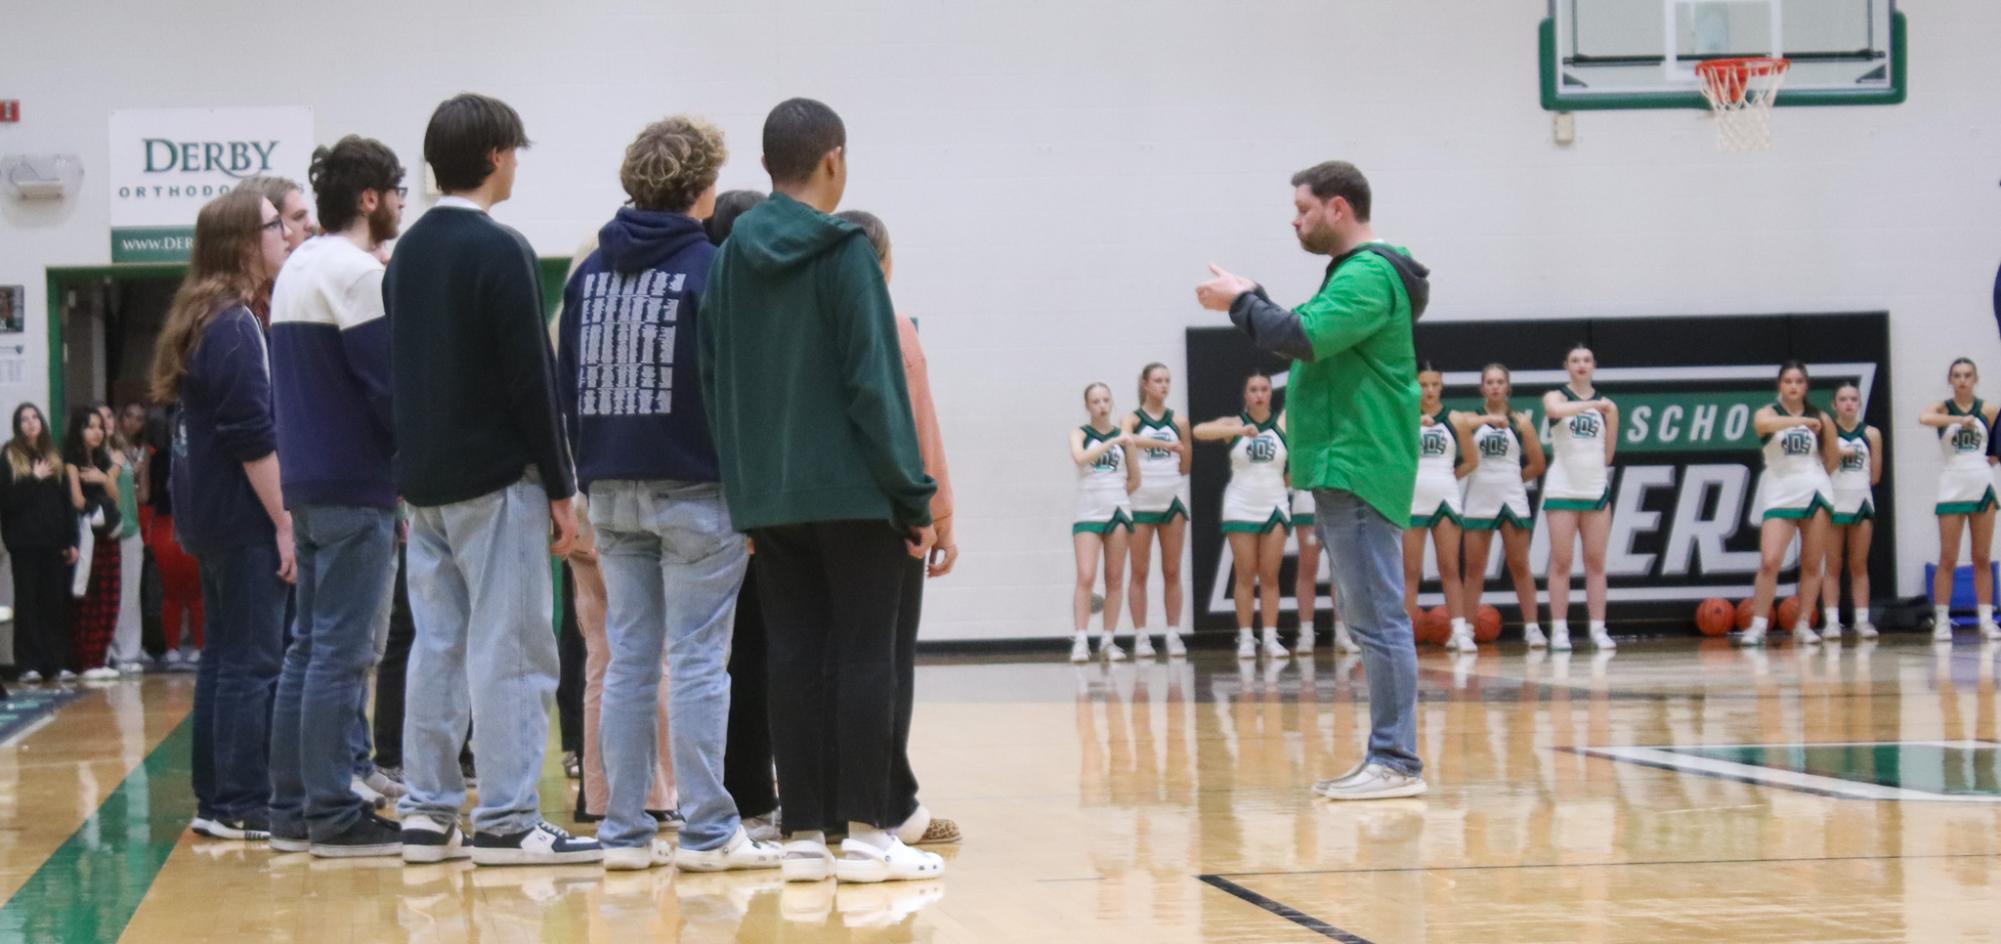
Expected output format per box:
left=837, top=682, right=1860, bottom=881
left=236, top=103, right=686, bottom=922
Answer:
left=603, top=839, right=675, bottom=871
left=1983, top=622, right=2001, bottom=641
left=1295, top=629, right=1315, bottom=655
left=1524, top=625, right=1548, bottom=648
left=470, top=820, right=601, bottom=866
left=117, top=661, right=148, bottom=675
left=1855, top=623, right=1879, bottom=639
left=1549, top=628, right=1572, bottom=652
left=782, top=838, right=836, bottom=883
left=1236, top=637, right=1256, bottom=660
left=1333, top=625, right=1361, bottom=654
left=56, top=670, right=78, bottom=683
left=1933, top=622, right=1954, bottom=643
left=1738, top=626, right=1767, bottom=648
left=1793, top=625, right=1821, bottom=645
left=1311, top=761, right=1368, bottom=794
left=1164, top=633, right=1187, bottom=658
left=834, top=837, right=944, bottom=884
left=1133, top=634, right=1156, bottom=658
left=1314, top=762, right=1428, bottom=800
left=81, top=666, right=121, bottom=681
left=1822, top=621, right=1845, bottom=639
left=1589, top=629, right=1616, bottom=651
left=400, top=813, right=472, bottom=864
left=1260, top=636, right=1290, bottom=660
left=1068, top=637, right=1090, bottom=663
left=1447, top=629, right=1476, bottom=653
left=1098, top=639, right=1126, bottom=662
left=17, top=670, right=42, bottom=684
left=677, top=827, right=784, bottom=872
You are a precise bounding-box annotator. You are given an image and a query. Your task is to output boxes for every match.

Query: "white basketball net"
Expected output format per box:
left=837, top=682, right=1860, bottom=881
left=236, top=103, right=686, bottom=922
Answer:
left=1696, top=58, right=1790, bottom=151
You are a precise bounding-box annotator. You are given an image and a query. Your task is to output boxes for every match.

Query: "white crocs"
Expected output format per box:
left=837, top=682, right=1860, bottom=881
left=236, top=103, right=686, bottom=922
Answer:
left=834, top=837, right=944, bottom=884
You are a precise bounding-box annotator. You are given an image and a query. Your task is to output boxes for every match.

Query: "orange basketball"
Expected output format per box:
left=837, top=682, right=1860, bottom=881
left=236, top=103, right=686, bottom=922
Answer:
left=1695, top=598, right=1734, bottom=637
left=1735, top=598, right=1757, bottom=631
left=1417, top=606, right=1451, bottom=645
left=1776, top=596, right=1801, bottom=630
left=1474, top=605, right=1503, bottom=642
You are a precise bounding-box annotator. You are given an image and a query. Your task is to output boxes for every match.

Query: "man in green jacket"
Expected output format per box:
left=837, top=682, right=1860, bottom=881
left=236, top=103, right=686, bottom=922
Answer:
left=1197, top=160, right=1431, bottom=801
left=699, top=98, right=944, bottom=883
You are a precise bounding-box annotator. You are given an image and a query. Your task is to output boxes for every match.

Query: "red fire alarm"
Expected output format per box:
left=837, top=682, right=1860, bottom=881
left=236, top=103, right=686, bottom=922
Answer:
left=0, top=101, right=18, bottom=123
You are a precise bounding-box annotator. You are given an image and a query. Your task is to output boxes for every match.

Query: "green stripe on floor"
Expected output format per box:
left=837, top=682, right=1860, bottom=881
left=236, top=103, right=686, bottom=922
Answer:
left=0, top=716, right=195, bottom=942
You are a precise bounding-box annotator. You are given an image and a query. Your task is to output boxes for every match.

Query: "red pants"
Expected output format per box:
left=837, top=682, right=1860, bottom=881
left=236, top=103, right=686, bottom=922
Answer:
left=142, top=508, right=204, bottom=650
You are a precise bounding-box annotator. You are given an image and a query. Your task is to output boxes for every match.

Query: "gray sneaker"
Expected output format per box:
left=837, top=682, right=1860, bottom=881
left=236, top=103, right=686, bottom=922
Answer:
left=1314, top=763, right=1427, bottom=800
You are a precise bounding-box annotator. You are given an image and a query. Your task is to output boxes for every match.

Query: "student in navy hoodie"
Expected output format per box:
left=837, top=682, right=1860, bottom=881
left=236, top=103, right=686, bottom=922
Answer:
left=555, top=117, right=781, bottom=873
left=150, top=187, right=297, bottom=841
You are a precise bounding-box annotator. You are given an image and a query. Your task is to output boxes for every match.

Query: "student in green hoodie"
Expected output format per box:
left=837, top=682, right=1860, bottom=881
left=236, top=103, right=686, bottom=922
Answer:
left=698, top=98, right=942, bottom=885
left=1196, top=160, right=1431, bottom=802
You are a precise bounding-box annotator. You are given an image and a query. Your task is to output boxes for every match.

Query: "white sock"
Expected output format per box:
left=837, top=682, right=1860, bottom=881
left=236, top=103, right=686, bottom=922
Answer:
left=1551, top=620, right=1569, bottom=636
left=1981, top=604, right=1994, bottom=625
left=1750, top=616, right=1768, bottom=633
left=1937, top=605, right=1953, bottom=627
left=1450, top=617, right=1470, bottom=635
left=1589, top=620, right=1608, bottom=636
left=846, top=823, right=893, bottom=851
left=1073, top=630, right=1090, bottom=645
left=1238, top=627, right=1254, bottom=643
left=1262, top=627, right=1280, bottom=644
left=1824, top=607, right=1841, bottom=628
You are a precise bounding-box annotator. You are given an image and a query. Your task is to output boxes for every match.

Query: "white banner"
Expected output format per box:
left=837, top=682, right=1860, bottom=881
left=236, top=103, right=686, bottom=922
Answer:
left=107, top=107, right=314, bottom=261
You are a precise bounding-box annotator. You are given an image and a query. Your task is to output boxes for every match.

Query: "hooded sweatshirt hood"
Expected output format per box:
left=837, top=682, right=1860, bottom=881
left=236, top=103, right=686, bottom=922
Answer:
left=1332, top=242, right=1432, bottom=321
left=597, top=206, right=711, bottom=273
left=726, top=193, right=865, bottom=274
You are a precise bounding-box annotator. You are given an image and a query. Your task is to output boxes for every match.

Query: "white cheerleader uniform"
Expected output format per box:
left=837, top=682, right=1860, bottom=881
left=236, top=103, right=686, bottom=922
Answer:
left=1128, top=408, right=1188, bottom=525
left=1462, top=416, right=1532, bottom=531
left=1543, top=388, right=1611, bottom=512
left=1073, top=425, right=1134, bottom=535
left=1935, top=399, right=1998, bottom=515
left=1759, top=403, right=1834, bottom=521
left=1830, top=422, right=1875, bottom=525
left=1220, top=413, right=1290, bottom=534
left=1411, top=409, right=1464, bottom=527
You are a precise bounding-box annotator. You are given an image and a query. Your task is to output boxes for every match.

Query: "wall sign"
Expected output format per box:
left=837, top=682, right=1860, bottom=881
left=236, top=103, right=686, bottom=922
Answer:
left=107, top=107, right=314, bottom=263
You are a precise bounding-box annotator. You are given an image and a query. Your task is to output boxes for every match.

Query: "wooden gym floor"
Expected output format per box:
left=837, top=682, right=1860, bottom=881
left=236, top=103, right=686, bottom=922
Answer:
left=3, top=634, right=2000, bottom=942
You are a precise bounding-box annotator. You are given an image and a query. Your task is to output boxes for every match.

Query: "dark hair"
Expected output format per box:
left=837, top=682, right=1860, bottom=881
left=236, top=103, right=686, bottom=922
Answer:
left=705, top=190, right=766, bottom=245
left=310, top=136, right=405, bottom=233
left=621, top=116, right=727, bottom=213
left=1834, top=380, right=1861, bottom=397
left=762, top=98, right=846, bottom=185
left=424, top=93, right=530, bottom=192
left=1949, top=357, right=1979, bottom=380
left=1290, top=161, right=1371, bottom=221
left=1083, top=381, right=1111, bottom=404
left=5, top=403, right=60, bottom=484
left=1777, top=359, right=1810, bottom=382
left=1137, top=362, right=1168, bottom=402
left=62, top=406, right=108, bottom=471
left=834, top=209, right=890, bottom=262
left=1416, top=359, right=1441, bottom=375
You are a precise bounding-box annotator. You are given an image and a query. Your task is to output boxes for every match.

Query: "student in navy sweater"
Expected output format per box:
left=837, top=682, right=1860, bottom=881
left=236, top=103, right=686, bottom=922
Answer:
left=384, top=93, right=596, bottom=866
left=556, top=117, right=781, bottom=873
left=266, top=135, right=406, bottom=858
left=150, top=187, right=296, bottom=841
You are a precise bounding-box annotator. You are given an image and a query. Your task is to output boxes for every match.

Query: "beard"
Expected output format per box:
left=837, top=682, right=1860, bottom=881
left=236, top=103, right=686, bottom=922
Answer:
left=367, top=200, right=400, bottom=245
left=1295, top=223, right=1339, bottom=255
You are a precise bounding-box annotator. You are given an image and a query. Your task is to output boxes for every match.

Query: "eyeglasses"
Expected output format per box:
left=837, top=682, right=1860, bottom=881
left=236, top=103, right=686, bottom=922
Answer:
left=262, top=218, right=285, bottom=234
left=394, top=186, right=408, bottom=198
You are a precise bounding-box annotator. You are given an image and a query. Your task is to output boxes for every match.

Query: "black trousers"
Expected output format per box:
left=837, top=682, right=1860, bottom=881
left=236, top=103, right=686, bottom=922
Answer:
left=11, top=547, right=71, bottom=677
left=723, top=560, right=776, bottom=818
left=140, top=544, right=164, bottom=658
left=371, top=545, right=413, bottom=768
left=556, top=563, right=586, bottom=756
left=888, top=555, right=925, bottom=826
left=753, top=520, right=910, bottom=833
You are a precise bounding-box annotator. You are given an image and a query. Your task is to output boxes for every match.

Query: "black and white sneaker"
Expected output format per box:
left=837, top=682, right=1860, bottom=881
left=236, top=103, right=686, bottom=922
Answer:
left=311, top=813, right=403, bottom=859
left=402, top=813, right=472, bottom=864
left=190, top=817, right=219, bottom=838
left=269, top=823, right=310, bottom=853
left=470, top=820, right=602, bottom=866
left=205, top=816, right=272, bottom=841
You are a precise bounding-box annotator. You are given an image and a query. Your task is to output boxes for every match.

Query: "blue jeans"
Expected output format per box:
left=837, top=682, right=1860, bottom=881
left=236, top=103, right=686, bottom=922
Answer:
left=591, top=480, right=749, bottom=851
left=1312, top=488, right=1422, bottom=776
left=269, top=505, right=397, bottom=840
left=396, top=475, right=559, bottom=836
left=191, top=541, right=288, bottom=820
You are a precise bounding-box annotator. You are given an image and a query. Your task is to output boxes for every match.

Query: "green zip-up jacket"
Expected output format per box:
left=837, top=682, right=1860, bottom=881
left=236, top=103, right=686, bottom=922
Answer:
left=699, top=193, right=936, bottom=531
left=1228, top=244, right=1429, bottom=524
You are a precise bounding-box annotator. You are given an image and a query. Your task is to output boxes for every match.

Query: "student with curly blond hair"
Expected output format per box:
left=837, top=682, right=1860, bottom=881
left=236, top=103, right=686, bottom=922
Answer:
left=556, top=115, right=781, bottom=872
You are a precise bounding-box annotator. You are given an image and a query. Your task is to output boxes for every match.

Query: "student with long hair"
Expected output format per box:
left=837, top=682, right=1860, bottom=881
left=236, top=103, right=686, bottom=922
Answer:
left=1405, top=362, right=1479, bottom=651
left=1920, top=357, right=2001, bottom=642
left=1541, top=344, right=1619, bottom=651
left=64, top=406, right=124, bottom=681
left=107, top=403, right=150, bottom=673
left=1, top=404, right=77, bottom=683
left=150, top=186, right=295, bottom=841
left=1460, top=364, right=1548, bottom=647
left=1123, top=363, right=1192, bottom=657
left=1195, top=372, right=1292, bottom=662
left=143, top=406, right=204, bottom=670
left=1070, top=382, right=1138, bottom=663
left=1741, top=361, right=1839, bottom=646
left=1821, top=381, right=1881, bottom=638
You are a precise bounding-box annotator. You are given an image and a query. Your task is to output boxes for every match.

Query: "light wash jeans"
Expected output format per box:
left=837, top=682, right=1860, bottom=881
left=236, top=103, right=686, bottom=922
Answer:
left=590, top=480, right=748, bottom=851
left=397, top=475, right=559, bottom=836
left=108, top=532, right=146, bottom=664
left=269, top=504, right=397, bottom=840
left=1313, top=488, right=1423, bottom=776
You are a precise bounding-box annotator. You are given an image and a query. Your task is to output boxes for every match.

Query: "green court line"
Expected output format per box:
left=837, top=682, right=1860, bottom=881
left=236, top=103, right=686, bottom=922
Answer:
left=0, top=716, right=194, bottom=942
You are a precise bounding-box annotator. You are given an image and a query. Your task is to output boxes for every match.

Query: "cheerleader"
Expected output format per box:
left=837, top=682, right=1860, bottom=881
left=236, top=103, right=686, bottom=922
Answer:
left=1919, top=358, right=2001, bottom=641
left=1541, top=344, right=1619, bottom=651
left=1404, top=363, right=1480, bottom=651
left=1460, top=364, right=1549, bottom=648
left=1742, top=361, right=1839, bottom=646
left=1821, top=382, right=1881, bottom=638
left=1289, top=485, right=1352, bottom=654
left=1194, top=373, right=1291, bottom=661
left=1071, top=382, right=1139, bottom=662
left=1122, top=363, right=1192, bottom=658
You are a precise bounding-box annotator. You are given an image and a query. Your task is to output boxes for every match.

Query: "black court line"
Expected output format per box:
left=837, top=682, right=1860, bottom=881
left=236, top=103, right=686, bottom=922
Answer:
left=1212, top=849, right=2001, bottom=879
left=1197, top=874, right=1375, bottom=943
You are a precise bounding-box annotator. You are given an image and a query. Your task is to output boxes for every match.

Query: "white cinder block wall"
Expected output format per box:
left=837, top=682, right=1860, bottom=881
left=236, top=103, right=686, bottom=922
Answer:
left=2, top=0, right=1996, bottom=640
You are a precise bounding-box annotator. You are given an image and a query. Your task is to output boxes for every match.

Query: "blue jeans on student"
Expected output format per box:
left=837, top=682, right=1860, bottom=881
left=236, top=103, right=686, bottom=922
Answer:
left=1312, top=488, right=1423, bottom=777
left=396, top=475, right=559, bottom=836
left=590, top=480, right=749, bottom=852
left=190, top=541, right=288, bottom=821
left=269, top=505, right=397, bottom=841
